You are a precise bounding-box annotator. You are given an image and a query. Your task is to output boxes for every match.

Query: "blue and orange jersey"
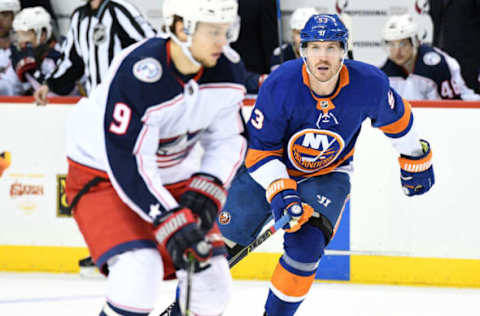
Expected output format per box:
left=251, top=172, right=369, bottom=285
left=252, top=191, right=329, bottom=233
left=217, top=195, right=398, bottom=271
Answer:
left=245, top=58, right=413, bottom=182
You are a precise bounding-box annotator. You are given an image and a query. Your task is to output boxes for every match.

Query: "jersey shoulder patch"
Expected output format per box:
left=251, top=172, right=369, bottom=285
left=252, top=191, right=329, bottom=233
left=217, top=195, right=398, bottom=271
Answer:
left=133, top=57, right=163, bottom=83
left=423, top=51, right=441, bottom=66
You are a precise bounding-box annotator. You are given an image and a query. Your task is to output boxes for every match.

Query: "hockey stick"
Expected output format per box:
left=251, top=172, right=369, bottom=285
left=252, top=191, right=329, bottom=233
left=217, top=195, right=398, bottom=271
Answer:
left=158, top=213, right=291, bottom=316
left=184, top=256, right=195, bottom=316
left=228, top=213, right=289, bottom=267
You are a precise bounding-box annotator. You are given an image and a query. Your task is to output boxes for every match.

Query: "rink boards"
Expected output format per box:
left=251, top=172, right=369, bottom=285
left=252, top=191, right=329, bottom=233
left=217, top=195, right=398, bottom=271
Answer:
left=1, top=98, right=480, bottom=288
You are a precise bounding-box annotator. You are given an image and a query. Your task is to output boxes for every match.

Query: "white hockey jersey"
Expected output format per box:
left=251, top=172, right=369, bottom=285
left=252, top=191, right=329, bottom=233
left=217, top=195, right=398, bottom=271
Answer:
left=66, top=38, right=247, bottom=222
left=381, top=45, right=480, bottom=101
left=0, top=47, right=23, bottom=96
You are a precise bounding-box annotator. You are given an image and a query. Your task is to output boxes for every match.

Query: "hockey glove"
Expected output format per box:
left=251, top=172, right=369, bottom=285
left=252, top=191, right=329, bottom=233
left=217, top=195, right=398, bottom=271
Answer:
left=153, top=207, right=212, bottom=271
left=266, top=178, right=314, bottom=233
left=399, top=140, right=435, bottom=196
left=179, top=173, right=227, bottom=232
left=11, top=43, right=37, bottom=82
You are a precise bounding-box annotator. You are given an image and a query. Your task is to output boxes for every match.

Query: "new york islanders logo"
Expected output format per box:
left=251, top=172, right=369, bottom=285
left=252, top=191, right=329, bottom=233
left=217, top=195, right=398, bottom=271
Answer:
left=287, top=129, right=345, bottom=173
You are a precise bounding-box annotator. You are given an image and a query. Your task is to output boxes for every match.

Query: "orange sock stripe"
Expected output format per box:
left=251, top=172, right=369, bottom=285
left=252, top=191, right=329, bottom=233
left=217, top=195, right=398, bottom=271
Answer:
left=271, top=262, right=316, bottom=298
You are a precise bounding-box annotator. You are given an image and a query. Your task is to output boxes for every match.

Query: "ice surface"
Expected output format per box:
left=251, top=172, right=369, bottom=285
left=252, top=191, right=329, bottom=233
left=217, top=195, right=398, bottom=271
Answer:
left=0, top=272, right=478, bottom=315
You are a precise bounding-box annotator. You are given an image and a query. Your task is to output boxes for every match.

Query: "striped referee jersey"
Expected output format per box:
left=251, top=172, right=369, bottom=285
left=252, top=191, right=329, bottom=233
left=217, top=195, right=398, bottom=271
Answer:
left=46, top=0, right=156, bottom=95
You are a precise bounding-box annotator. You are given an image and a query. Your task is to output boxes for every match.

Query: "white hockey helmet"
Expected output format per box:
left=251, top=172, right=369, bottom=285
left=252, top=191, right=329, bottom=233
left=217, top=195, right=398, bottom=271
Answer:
left=382, top=14, right=418, bottom=44
left=13, top=6, right=52, bottom=44
left=163, top=0, right=239, bottom=41
left=0, top=0, right=20, bottom=14
left=290, top=7, right=318, bottom=31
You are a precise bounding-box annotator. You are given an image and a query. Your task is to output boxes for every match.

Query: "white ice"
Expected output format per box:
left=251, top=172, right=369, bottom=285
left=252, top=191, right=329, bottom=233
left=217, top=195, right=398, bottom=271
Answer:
left=0, top=272, right=479, bottom=316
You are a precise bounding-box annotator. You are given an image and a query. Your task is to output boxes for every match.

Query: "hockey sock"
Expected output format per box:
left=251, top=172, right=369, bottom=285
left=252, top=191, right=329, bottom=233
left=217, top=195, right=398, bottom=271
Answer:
left=264, top=259, right=316, bottom=316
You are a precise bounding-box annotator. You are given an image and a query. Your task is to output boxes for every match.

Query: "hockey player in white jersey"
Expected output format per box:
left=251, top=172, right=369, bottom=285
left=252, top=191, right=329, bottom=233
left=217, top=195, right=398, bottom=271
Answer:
left=0, top=0, right=22, bottom=95
left=64, top=0, right=246, bottom=315
left=10, top=6, right=61, bottom=95
left=380, top=14, right=480, bottom=101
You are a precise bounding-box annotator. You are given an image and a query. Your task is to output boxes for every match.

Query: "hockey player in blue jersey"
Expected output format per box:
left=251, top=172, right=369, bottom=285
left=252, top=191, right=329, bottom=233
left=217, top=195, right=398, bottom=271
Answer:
left=64, top=0, right=247, bottom=315
left=271, top=9, right=354, bottom=73
left=380, top=14, right=480, bottom=101
left=218, top=14, right=435, bottom=316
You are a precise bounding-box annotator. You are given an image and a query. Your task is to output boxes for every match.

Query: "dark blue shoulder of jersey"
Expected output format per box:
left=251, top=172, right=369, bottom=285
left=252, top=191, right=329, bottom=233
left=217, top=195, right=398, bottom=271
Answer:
left=270, top=43, right=297, bottom=69
left=414, top=44, right=460, bottom=99
left=380, top=58, right=408, bottom=78
left=45, top=43, right=62, bottom=62
left=103, top=37, right=183, bottom=217
left=345, top=59, right=414, bottom=138
left=199, top=54, right=246, bottom=86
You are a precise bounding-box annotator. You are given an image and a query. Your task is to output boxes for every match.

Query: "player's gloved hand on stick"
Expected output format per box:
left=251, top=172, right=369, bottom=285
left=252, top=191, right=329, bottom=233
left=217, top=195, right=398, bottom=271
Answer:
left=153, top=207, right=212, bottom=271
left=11, top=43, right=37, bottom=82
left=179, top=173, right=227, bottom=232
left=399, top=139, right=434, bottom=196
left=266, top=178, right=314, bottom=233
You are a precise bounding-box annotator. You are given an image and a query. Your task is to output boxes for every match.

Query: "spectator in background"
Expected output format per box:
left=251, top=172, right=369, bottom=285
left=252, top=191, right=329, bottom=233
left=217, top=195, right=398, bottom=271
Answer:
left=241, top=7, right=318, bottom=94
left=231, top=0, right=278, bottom=74
left=20, top=0, right=59, bottom=39
left=270, top=7, right=317, bottom=72
left=429, top=0, right=480, bottom=94
left=0, top=0, right=23, bottom=95
left=380, top=14, right=480, bottom=101
left=10, top=6, right=61, bottom=95
left=33, top=0, right=156, bottom=105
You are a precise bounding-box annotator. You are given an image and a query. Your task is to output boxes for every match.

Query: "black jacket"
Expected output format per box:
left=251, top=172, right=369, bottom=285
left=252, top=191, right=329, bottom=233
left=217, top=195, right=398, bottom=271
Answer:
left=429, top=0, right=480, bottom=92
left=231, top=0, right=279, bottom=74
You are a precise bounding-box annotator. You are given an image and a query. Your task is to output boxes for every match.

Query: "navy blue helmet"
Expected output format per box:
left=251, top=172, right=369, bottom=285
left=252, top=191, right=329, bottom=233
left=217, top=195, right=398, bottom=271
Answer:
left=300, top=14, right=349, bottom=50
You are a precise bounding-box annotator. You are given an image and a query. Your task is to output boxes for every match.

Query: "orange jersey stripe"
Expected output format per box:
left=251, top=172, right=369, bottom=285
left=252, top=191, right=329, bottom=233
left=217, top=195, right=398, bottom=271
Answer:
left=379, top=99, right=412, bottom=134
left=287, top=148, right=354, bottom=178
left=271, top=263, right=316, bottom=298
left=245, top=148, right=283, bottom=169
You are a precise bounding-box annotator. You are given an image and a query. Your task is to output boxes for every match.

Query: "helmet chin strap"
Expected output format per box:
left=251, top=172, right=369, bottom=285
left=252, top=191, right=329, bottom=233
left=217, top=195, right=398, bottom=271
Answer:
left=166, top=29, right=201, bottom=68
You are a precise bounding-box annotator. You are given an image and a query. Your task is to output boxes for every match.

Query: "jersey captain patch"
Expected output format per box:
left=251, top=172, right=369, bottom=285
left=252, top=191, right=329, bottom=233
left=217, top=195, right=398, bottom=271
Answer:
left=133, top=57, right=162, bottom=83
left=287, top=129, right=345, bottom=173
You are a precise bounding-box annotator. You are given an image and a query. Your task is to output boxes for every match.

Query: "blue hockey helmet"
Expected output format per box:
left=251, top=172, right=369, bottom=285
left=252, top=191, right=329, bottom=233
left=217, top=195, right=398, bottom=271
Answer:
left=300, top=14, right=349, bottom=51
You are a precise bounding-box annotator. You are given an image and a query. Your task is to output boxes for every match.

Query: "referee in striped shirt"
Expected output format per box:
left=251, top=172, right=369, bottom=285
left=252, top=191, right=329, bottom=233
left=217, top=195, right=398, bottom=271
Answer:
left=34, top=0, right=156, bottom=105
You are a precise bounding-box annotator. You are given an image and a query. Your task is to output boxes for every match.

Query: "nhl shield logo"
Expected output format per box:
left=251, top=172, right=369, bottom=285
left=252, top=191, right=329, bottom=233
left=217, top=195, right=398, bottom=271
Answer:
left=93, top=23, right=107, bottom=45
left=218, top=211, right=232, bottom=225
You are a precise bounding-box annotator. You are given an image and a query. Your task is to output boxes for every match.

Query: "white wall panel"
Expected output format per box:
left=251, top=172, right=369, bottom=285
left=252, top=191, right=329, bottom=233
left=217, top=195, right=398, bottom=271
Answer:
left=1, top=104, right=479, bottom=261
